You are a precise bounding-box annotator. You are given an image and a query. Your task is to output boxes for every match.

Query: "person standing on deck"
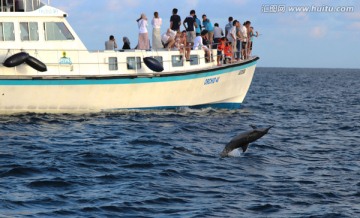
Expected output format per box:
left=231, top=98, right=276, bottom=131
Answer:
left=241, top=20, right=251, bottom=59
left=137, top=13, right=149, bottom=50
left=226, top=20, right=238, bottom=61
left=235, top=22, right=242, bottom=60
left=151, top=11, right=163, bottom=49
left=225, top=16, right=233, bottom=37
left=183, top=10, right=198, bottom=61
left=213, top=23, right=224, bottom=48
left=170, top=8, right=181, bottom=32
left=194, top=15, right=202, bottom=36
left=202, top=14, right=214, bottom=45
left=248, top=26, right=259, bottom=56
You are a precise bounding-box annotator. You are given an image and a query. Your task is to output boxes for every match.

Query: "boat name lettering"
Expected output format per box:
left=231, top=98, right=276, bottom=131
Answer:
left=238, top=70, right=246, bottom=75
left=204, top=77, right=220, bottom=85
left=38, top=7, right=61, bottom=15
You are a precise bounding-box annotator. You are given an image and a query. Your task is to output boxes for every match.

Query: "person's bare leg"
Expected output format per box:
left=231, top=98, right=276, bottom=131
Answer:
left=186, top=43, right=191, bottom=60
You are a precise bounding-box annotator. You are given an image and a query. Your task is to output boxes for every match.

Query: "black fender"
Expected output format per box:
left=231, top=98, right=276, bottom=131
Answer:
left=25, top=55, right=47, bottom=72
left=3, top=52, right=29, bottom=67
left=143, top=57, right=164, bottom=72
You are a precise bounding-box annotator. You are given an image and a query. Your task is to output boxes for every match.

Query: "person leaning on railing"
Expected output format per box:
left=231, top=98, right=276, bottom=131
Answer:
left=193, top=30, right=212, bottom=63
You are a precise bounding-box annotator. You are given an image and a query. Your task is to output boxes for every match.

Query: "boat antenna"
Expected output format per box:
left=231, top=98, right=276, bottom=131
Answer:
left=48, top=0, right=51, bottom=5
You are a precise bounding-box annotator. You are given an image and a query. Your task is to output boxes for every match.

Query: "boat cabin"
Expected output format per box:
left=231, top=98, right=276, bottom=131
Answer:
left=0, top=0, right=237, bottom=77
left=0, top=0, right=86, bottom=50
left=1, top=0, right=43, bottom=12
left=0, top=0, right=44, bottom=12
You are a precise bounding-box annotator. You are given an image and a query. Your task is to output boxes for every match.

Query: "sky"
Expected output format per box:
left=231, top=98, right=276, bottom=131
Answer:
left=51, top=0, right=360, bottom=69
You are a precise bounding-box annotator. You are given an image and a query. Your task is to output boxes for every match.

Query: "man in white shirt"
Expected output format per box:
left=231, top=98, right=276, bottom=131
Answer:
left=193, top=30, right=211, bottom=62
left=105, top=35, right=117, bottom=50
left=161, top=28, right=176, bottom=49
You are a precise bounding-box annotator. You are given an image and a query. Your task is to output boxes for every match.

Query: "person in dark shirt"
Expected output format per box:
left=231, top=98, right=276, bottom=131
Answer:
left=170, top=8, right=181, bottom=32
left=122, top=37, right=131, bottom=50
left=183, top=10, right=198, bottom=61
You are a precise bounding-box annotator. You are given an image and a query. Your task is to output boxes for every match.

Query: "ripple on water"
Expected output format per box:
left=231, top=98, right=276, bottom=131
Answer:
left=1, top=68, right=360, bottom=217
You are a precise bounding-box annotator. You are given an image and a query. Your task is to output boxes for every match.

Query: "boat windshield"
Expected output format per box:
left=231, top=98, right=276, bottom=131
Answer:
left=44, top=22, right=75, bottom=41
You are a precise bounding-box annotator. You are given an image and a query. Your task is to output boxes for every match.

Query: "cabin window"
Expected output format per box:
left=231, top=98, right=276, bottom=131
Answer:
left=108, top=57, right=118, bottom=71
left=44, top=22, right=75, bottom=41
left=0, top=22, right=15, bottom=41
left=190, top=55, right=199, bottom=65
left=127, top=57, right=141, bottom=70
left=20, top=22, right=39, bottom=41
left=171, top=55, right=183, bottom=67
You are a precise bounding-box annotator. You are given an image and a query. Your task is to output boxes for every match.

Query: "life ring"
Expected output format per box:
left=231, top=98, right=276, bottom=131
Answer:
left=143, top=57, right=164, bottom=72
left=3, top=52, right=29, bottom=67
left=25, top=55, right=47, bottom=72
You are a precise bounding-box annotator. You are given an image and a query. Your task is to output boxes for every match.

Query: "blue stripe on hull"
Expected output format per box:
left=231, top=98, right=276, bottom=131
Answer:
left=108, top=103, right=241, bottom=111
left=0, top=61, right=257, bottom=86
left=190, top=103, right=241, bottom=109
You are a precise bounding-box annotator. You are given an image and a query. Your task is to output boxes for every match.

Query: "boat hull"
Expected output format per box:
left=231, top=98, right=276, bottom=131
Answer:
left=0, top=58, right=258, bottom=114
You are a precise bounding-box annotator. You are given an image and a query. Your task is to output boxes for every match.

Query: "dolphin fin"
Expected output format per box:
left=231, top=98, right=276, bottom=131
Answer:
left=241, top=144, right=249, bottom=153
left=250, top=125, right=257, bottom=129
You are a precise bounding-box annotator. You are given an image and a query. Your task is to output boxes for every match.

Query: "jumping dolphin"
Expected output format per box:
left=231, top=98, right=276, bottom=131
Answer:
left=221, top=125, right=273, bottom=157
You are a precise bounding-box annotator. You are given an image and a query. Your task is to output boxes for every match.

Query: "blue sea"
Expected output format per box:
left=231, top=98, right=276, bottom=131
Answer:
left=1, top=68, right=360, bottom=217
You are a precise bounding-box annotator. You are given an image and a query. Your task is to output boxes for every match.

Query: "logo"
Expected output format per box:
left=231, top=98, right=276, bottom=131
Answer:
left=59, top=51, right=72, bottom=65
left=238, top=70, right=246, bottom=75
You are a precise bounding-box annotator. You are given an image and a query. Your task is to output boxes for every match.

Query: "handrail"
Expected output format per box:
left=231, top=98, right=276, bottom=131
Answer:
left=0, top=47, right=256, bottom=76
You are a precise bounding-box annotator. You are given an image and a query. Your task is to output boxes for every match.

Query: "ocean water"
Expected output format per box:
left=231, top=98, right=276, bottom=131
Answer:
left=1, top=68, right=360, bottom=217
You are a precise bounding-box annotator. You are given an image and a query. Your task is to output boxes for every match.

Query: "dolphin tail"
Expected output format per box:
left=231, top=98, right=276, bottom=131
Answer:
left=241, top=144, right=249, bottom=153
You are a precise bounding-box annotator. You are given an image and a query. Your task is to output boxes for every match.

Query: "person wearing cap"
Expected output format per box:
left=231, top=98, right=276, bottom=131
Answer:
left=137, top=13, right=149, bottom=50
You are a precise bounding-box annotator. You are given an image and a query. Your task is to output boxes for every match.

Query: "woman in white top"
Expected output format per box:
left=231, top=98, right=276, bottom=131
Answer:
left=151, top=11, right=163, bottom=49
left=137, top=13, right=149, bottom=50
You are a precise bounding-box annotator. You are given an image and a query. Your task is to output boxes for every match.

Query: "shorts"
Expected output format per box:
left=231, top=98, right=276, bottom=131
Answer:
left=242, top=42, right=247, bottom=50
left=208, top=31, right=214, bottom=41
left=186, top=31, right=196, bottom=44
left=202, top=46, right=209, bottom=52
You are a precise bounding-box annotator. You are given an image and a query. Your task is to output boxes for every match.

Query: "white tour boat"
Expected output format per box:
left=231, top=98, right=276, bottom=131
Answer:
left=0, top=0, right=259, bottom=114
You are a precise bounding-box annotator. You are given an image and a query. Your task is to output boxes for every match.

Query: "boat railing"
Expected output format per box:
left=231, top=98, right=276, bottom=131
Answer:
left=0, top=45, right=256, bottom=76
